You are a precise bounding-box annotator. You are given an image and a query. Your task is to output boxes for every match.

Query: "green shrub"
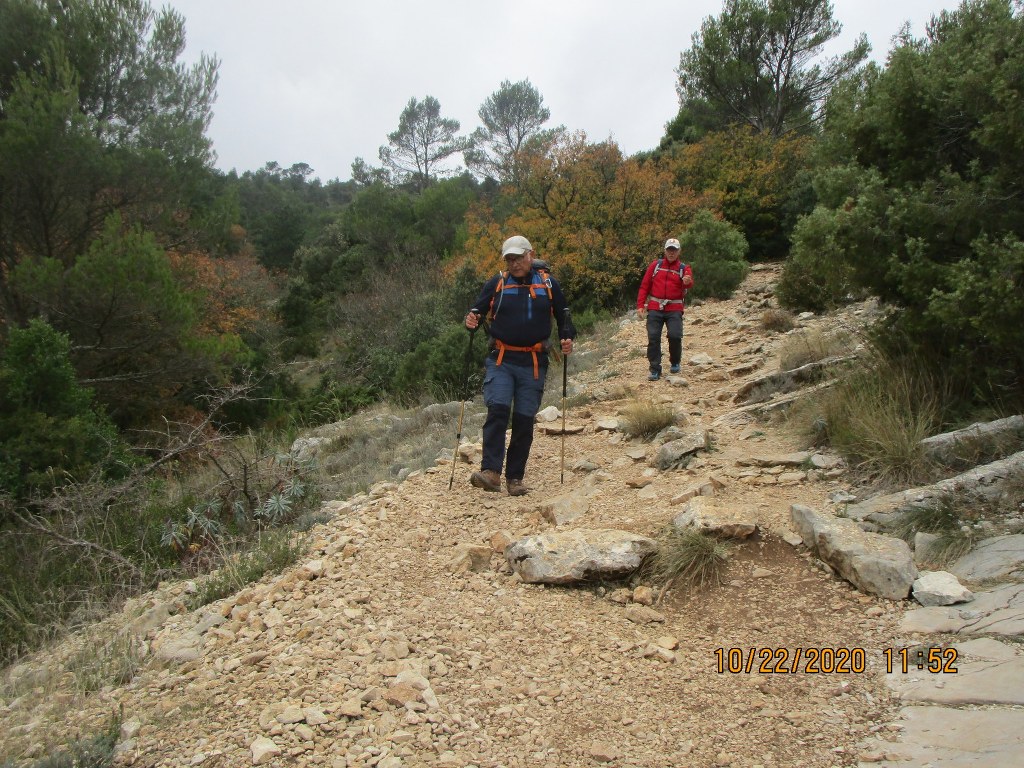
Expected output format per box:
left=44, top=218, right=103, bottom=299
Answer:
left=568, top=306, right=613, bottom=336
left=776, top=206, right=857, bottom=312
left=681, top=209, right=749, bottom=300
left=0, top=320, right=133, bottom=500
left=393, top=324, right=487, bottom=402
left=904, top=234, right=1024, bottom=400
left=294, top=376, right=377, bottom=428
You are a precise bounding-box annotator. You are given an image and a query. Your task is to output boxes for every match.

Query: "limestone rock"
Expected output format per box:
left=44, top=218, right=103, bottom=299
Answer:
left=650, top=431, right=708, bottom=470
left=919, top=414, right=1024, bottom=466
left=537, top=491, right=591, bottom=526
left=505, top=529, right=658, bottom=584
left=882, top=706, right=1024, bottom=768
left=950, top=534, right=1024, bottom=583
left=625, top=604, right=666, bottom=624
left=901, top=583, right=1024, bottom=636
left=535, top=405, right=561, bottom=422
left=845, top=451, right=1024, bottom=521
left=672, top=496, right=758, bottom=540
left=912, top=571, right=974, bottom=606
left=250, top=737, right=281, bottom=765
left=790, top=504, right=917, bottom=599
left=448, top=543, right=492, bottom=573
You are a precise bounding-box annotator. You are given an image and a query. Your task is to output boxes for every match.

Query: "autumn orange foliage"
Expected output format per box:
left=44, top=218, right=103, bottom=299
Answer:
left=456, top=132, right=715, bottom=309
left=666, top=126, right=811, bottom=257
left=168, top=251, right=280, bottom=338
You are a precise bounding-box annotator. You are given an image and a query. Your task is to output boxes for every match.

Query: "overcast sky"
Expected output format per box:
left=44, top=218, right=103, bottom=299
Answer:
left=166, top=0, right=963, bottom=183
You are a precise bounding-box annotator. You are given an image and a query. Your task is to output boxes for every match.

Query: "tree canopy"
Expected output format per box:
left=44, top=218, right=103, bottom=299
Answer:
left=0, top=0, right=220, bottom=323
left=465, top=79, right=553, bottom=183
left=377, top=96, right=470, bottom=192
left=673, top=0, right=869, bottom=139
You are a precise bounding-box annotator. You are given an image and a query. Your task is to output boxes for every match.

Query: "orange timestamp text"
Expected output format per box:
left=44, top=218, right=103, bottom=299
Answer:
left=714, top=646, right=868, bottom=674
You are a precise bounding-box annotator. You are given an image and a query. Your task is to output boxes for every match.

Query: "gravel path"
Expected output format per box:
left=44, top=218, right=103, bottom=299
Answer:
left=1, top=265, right=915, bottom=767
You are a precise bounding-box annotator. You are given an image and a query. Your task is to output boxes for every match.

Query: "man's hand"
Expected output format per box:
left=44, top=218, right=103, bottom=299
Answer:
left=561, top=338, right=573, bottom=355
left=682, top=275, right=694, bottom=288
left=638, top=308, right=647, bottom=320
left=465, top=310, right=480, bottom=330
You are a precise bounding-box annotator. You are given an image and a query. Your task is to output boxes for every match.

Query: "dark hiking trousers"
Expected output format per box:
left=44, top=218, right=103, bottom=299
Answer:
left=480, top=357, right=547, bottom=481
left=646, top=309, right=683, bottom=375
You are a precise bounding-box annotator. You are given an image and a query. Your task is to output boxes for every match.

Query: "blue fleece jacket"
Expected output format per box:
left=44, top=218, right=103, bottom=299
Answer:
left=470, top=269, right=575, bottom=367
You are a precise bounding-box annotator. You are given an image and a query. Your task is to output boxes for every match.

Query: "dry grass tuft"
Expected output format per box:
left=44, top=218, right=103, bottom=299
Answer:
left=69, top=631, right=143, bottom=694
left=778, top=328, right=855, bottom=371
left=189, top=530, right=306, bottom=610
left=618, top=400, right=677, bottom=440
left=791, top=351, right=944, bottom=487
left=642, top=527, right=732, bottom=589
left=761, top=308, right=796, bottom=333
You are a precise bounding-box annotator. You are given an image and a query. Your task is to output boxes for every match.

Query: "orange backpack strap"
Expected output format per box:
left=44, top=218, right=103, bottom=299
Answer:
left=487, top=270, right=508, bottom=322
left=493, top=340, right=545, bottom=378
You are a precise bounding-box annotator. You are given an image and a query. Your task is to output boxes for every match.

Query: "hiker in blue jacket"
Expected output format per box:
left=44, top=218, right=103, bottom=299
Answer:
left=464, top=235, right=575, bottom=496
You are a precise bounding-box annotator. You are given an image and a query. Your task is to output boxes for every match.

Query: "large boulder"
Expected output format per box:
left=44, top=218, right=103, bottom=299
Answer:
left=505, top=529, right=658, bottom=584
left=790, top=504, right=918, bottom=600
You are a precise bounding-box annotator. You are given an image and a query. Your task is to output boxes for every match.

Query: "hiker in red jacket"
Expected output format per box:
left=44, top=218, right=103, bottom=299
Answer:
left=636, top=238, right=694, bottom=381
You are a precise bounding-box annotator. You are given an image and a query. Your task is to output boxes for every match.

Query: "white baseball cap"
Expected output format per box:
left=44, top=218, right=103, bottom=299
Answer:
left=664, top=238, right=681, bottom=250
left=501, top=235, right=533, bottom=257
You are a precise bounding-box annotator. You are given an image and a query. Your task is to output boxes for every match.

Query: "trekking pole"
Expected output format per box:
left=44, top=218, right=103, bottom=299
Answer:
left=448, top=312, right=479, bottom=491
left=560, top=309, right=570, bottom=484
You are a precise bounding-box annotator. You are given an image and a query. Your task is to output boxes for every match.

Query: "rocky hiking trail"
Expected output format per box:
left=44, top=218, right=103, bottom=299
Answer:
left=3, top=265, right=1023, bottom=768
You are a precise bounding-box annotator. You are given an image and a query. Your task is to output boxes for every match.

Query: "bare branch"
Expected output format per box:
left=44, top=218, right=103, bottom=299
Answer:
left=10, top=508, right=144, bottom=582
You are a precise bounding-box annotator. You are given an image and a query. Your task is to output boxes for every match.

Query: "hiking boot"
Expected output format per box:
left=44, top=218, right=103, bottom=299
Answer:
left=648, top=372, right=660, bottom=381
left=469, top=469, right=502, bottom=492
left=669, top=363, right=681, bottom=374
left=507, top=478, right=529, bottom=497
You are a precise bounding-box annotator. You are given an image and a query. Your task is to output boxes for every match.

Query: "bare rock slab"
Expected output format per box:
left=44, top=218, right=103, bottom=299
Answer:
left=882, top=706, right=1024, bottom=768
left=949, top=534, right=1024, bottom=583
left=505, top=529, right=658, bottom=584
left=887, top=656, right=1024, bottom=706
left=901, top=582, right=1024, bottom=635
left=790, top=504, right=917, bottom=600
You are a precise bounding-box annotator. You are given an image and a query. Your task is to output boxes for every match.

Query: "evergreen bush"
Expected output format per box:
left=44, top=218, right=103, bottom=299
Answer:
left=0, top=320, right=132, bottom=500
left=680, top=210, right=749, bottom=300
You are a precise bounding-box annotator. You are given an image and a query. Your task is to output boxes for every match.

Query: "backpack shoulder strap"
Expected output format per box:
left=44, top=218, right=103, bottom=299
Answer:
left=654, top=258, right=685, bottom=279
left=487, top=270, right=509, bottom=321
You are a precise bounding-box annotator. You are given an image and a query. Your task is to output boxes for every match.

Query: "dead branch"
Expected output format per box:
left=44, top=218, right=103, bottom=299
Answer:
left=10, top=508, right=144, bottom=582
